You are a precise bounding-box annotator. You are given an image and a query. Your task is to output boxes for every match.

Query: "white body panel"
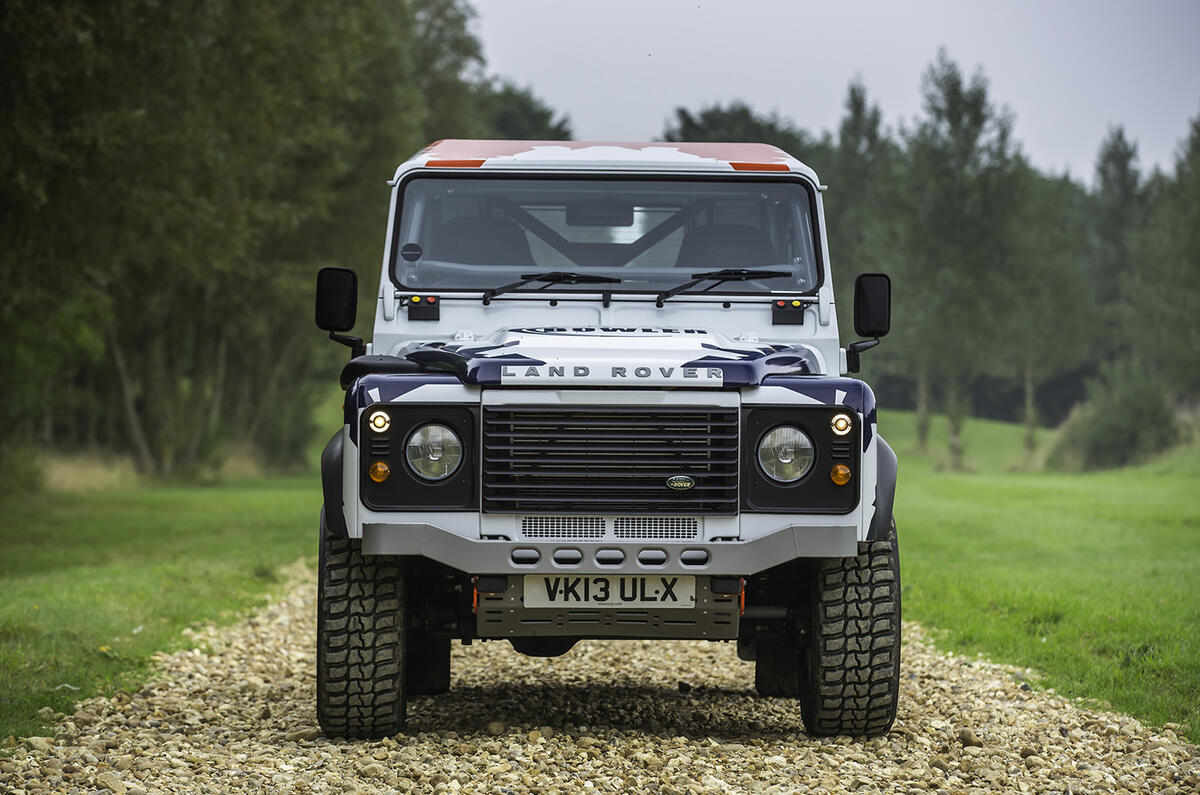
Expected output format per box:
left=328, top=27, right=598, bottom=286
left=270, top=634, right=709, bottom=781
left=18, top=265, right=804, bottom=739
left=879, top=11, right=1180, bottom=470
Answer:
left=338, top=141, right=891, bottom=574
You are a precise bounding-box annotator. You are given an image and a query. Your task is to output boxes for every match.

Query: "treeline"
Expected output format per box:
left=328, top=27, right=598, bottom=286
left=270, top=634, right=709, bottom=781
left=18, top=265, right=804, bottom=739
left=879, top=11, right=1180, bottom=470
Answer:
left=666, top=51, right=1200, bottom=469
left=0, top=0, right=568, bottom=483
left=3, top=4, right=1196, bottom=484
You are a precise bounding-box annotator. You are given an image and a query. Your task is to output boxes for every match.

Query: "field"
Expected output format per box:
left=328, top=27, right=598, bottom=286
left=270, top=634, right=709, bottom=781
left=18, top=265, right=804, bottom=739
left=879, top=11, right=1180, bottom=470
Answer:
left=881, top=410, right=1200, bottom=740
left=1, top=411, right=1197, bottom=742
left=0, top=477, right=319, bottom=740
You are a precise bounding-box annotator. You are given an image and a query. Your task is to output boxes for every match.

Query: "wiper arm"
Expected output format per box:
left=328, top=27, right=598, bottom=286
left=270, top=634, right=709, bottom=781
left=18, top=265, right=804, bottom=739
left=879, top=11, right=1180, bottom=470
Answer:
left=482, top=271, right=621, bottom=305
left=655, top=268, right=792, bottom=308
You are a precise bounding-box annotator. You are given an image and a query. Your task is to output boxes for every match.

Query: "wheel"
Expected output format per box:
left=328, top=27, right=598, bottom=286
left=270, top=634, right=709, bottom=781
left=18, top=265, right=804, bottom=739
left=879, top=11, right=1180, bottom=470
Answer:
left=754, top=639, right=802, bottom=697
left=316, top=508, right=407, bottom=738
left=406, top=632, right=451, bottom=695
left=801, top=524, right=901, bottom=737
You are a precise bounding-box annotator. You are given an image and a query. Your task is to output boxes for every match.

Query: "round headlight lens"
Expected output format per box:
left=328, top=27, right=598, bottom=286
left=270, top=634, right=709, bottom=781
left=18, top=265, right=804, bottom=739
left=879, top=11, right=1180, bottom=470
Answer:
left=405, top=423, right=463, bottom=481
left=757, top=425, right=815, bottom=483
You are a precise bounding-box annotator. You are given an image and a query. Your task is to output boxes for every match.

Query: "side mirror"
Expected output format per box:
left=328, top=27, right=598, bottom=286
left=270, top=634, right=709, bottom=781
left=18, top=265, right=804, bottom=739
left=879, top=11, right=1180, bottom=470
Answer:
left=316, top=267, right=365, bottom=359
left=853, top=272, right=891, bottom=338
left=847, top=272, right=891, bottom=373
left=315, top=266, right=358, bottom=332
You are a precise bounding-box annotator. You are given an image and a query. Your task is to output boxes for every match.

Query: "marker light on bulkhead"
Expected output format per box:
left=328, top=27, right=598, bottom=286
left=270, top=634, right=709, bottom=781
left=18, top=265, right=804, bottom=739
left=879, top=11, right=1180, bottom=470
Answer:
left=368, top=410, right=391, bottom=433
left=831, top=413, right=852, bottom=436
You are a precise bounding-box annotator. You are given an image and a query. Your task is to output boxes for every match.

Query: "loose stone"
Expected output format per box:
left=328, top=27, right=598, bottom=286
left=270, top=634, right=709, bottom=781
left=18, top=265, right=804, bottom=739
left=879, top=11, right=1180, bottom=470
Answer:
left=2, top=561, right=1194, bottom=795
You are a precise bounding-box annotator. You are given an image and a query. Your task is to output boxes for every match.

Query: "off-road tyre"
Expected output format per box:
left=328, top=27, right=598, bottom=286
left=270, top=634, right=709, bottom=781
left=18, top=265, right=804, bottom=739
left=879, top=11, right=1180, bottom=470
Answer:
left=801, top=524, right=900, bottom=737
left=754, top=639, right=803, bottom=697
left=406, top=633, right=451, bottom=695
left=316, top=510, right=406, bottom=738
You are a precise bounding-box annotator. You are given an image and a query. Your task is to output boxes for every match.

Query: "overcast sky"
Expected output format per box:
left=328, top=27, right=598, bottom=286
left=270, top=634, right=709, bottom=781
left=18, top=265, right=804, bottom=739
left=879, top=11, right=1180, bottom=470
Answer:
left=474, top=0, right=1200, bottom=184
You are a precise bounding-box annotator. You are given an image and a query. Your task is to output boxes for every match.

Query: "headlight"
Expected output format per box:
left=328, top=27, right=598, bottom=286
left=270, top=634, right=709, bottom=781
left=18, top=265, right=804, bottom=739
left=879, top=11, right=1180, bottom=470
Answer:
left=757, top=425, right=815, bottom=483
left=405, top=423, right=463, bottom=481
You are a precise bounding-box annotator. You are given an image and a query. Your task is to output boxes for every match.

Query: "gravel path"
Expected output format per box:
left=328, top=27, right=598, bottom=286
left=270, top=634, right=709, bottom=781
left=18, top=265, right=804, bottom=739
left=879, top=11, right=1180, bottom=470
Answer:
left=3, top=561, right=1196, bottom=794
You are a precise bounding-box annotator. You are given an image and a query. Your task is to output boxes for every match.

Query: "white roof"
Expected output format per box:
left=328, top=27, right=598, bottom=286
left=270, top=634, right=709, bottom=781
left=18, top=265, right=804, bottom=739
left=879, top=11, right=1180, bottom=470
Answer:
left=392, top=139, right=820, bottom=182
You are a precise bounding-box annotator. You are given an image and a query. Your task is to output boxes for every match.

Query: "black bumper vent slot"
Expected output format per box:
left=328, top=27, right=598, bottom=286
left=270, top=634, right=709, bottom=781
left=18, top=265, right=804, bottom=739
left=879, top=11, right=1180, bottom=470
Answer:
left=482, top=406, right=738, bottom=514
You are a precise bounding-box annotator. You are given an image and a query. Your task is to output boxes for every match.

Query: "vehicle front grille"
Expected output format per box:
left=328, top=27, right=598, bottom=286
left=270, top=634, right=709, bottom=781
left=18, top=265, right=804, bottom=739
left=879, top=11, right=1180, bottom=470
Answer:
left=518, top=515, right=699, bottom=540
left=482, top=406, right=739, bottom=514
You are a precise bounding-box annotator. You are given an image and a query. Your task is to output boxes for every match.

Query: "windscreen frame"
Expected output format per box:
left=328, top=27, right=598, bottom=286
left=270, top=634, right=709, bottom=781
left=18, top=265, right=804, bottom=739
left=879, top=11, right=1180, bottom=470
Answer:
left=386, top=171, right=827, bottom=297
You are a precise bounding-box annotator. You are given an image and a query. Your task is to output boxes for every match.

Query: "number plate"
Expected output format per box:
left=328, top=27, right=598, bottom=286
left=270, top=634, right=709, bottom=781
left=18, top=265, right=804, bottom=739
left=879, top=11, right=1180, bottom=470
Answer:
left=523, top=575, right=696, bottom=609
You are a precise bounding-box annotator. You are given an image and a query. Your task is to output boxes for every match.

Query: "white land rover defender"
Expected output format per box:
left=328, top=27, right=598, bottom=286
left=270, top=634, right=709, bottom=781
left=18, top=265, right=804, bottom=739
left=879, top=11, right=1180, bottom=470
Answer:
left=313, top=140, right=899, bottom=739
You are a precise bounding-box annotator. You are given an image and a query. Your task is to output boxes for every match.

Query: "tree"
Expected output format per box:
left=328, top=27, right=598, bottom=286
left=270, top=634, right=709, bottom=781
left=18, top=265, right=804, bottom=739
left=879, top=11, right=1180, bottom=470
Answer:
left=478, top=80, right=572, bottom=140
left=0, top=0, right=468, bottom=478
left=899, top=51, right=1022, bottom=467
left=1129, top=114, right=1200, bottom=401
left=410, top=0, right=487, bottom=141
left=663, top=102, right=833, bottom=167
left=998, top=163, right=1095, bottom=461
left=823, top=82, right=905, bottom=385
left=1090, top=127, right=1142, bottom=310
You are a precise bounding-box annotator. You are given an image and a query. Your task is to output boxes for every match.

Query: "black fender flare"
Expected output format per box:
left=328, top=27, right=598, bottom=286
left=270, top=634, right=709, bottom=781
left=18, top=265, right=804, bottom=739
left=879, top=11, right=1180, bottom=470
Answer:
left=867, top=435, right=898, bottom=541
left=321, top=427, right=348, bottom=537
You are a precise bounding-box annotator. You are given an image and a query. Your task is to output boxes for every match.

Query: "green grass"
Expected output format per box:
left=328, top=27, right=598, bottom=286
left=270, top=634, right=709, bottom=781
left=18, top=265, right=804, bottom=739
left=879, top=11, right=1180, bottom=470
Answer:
left=2, top=406, right=1196, bottom=744
left=0, top=477, right=320, bottom=740
left=880, top=410, right=1200, bottom=741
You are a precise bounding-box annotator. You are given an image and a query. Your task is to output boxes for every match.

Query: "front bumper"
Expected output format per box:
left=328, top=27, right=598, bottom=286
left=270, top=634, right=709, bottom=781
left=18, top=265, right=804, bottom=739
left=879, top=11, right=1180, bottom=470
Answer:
left=362, top=519, right=856, bottom=576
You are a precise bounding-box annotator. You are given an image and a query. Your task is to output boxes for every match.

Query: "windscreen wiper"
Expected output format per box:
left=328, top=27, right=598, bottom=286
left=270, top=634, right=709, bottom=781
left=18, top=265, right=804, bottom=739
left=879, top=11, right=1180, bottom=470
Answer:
left=482, top=271, right=621, bottom=305
left=655, top=268, right=792, bottom=307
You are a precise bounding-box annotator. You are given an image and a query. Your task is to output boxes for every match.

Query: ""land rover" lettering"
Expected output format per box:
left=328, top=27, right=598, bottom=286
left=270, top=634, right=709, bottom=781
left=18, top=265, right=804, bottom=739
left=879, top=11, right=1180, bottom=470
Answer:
left=500, top=364, right=723, bottom=384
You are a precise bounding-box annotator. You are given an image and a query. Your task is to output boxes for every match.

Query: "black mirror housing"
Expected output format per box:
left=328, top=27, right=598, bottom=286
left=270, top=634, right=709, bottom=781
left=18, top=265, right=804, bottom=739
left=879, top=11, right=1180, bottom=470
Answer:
left=316, top=267, right=358, bottom=333
left=853, top=272, right=891, bottom=338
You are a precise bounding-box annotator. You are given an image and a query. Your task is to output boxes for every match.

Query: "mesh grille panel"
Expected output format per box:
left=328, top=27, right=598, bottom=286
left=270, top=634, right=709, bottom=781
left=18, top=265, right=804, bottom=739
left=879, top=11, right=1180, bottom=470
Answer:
left=613, top=517, right=699, bottom=540
left=520, top=516, right=606, bottom=539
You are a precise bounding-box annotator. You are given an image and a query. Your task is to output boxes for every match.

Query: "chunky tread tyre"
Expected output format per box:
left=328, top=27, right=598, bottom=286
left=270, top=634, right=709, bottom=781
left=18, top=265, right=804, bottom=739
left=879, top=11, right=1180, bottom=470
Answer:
left=801, top=526, right=900, bottom=737
left=316, top=511, right=406, bottom=738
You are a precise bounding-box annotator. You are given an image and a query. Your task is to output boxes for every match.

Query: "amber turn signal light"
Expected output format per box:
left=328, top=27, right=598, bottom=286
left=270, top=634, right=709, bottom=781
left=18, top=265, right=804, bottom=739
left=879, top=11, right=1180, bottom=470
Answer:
left=830, top=464, right=852, bottom=486
left=368, top=460, right=391, bottom=483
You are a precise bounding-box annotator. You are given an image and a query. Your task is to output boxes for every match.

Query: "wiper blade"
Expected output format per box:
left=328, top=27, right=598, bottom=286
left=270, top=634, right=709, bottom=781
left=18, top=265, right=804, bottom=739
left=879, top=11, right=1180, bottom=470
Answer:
left=655, top=268, right=792, bottom=307
left=482, top=271, right=621, bottom=305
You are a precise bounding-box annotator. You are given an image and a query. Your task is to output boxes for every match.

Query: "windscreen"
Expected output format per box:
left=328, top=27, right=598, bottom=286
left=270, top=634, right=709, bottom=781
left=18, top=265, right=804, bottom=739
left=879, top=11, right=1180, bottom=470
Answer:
left=391, top=176, right=821, bottom=295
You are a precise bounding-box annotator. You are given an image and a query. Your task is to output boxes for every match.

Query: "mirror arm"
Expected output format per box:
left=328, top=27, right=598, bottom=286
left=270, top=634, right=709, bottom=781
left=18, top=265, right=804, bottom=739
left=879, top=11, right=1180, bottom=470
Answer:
left=329, top=331, right=366, bottom=359
left=845, top=337, right=880, bottom=374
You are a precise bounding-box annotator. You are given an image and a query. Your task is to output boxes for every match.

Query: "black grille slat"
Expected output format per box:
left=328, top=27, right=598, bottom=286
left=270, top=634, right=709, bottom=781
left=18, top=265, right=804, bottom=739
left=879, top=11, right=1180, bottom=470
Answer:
left=489, top=417, right=735, bottom=429
left=482, top=406, right=739, bottom=514
left=486, top=430, right=738, bottom=441
left=484, top=443, right=726, bottom=454
left=485, top=482, right=737, bottom=492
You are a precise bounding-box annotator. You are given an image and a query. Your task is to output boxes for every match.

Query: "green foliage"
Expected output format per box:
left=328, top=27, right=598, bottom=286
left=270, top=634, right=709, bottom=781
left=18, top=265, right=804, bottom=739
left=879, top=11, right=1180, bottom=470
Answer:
left=823, top=81, right=904, bottom=376
left=478, top=80, right=573, bottom=140
left=663, top=101, right=833, bottom=167
left=893, top=50, right=1022, bottom=466
left=1090, top=127, right=1143, bottom=309
left=0, top=0, right=574, bottom=481
left=1128, top=117, right=1200, bottom=399
left=1046, top=362, right=1179, bottom=470
left=663, top=62, right=1199, bottom=467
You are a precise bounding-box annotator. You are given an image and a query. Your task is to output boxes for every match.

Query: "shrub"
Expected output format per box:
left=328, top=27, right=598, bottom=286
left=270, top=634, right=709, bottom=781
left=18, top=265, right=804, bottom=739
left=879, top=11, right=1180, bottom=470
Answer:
left=1046, top=362, right=1179, bottom=470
